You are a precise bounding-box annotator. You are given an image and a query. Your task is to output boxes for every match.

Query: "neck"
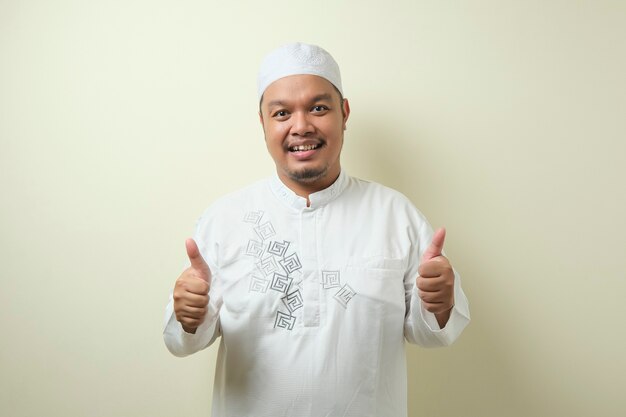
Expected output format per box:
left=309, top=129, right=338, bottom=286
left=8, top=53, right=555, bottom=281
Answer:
left=278, top=170, right=341, bottom=204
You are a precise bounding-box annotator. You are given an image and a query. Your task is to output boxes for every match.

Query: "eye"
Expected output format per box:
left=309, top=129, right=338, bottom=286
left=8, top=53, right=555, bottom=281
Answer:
left=272, top=110, right=289, bottom=119
left=311, top=105, right=329, bottom=113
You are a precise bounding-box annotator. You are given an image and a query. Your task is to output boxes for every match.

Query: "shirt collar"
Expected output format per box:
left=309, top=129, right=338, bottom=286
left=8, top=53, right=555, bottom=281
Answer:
left=269, top=170, right=349, bottom=210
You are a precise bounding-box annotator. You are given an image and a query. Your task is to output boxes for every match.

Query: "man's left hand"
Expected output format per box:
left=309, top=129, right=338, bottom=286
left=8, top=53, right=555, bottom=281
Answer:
left=417, top=227, right=455, bottom=327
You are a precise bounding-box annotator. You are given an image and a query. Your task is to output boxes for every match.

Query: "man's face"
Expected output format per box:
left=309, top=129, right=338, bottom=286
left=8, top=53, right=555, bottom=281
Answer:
left=259, top=74, right=350, bottom=195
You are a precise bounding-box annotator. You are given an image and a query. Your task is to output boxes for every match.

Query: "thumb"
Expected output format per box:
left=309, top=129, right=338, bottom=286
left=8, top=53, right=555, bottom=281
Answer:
left=185, top=238, right=210, bottom=281
left=421, top=227, right=446, bottom=262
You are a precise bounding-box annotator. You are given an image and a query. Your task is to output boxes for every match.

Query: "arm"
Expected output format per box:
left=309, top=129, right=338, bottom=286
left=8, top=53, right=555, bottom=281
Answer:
left=163, top=238, right=222, bottom=357
left=404, top=225, right=470, bottom=347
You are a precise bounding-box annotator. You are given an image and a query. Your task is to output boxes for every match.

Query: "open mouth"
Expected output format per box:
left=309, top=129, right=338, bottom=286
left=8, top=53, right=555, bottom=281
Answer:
left=288, top=144, right=322, bottom=152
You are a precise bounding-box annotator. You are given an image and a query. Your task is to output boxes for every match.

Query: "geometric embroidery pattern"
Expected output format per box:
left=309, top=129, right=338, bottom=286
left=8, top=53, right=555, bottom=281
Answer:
left=257, top=257, right=279, bottom=277
left=334, top=284, right=356, bottom=308
left=280, top=253, right=302, bottom=275
left=249, top=276, right=270, bottom=293
left=267, top=240, right=290, bottom=258
left=281, top=290, right=303, bottom=313
left=270, top=273, right=292, bottom=294
left=274, top=311, right=296, bottom=330
left=244, top=210, right=359, bottom=331
left=321, top=270, right=341, bottom=289
left=254, top=222, right=276, bottom=241
left=243, top=210, right=264, bottom=224
left=245, top=240, right=264, bottom=258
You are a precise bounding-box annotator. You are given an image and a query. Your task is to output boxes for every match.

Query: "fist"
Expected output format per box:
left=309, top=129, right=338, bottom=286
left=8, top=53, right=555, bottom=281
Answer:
left=173, top=238, right=211, bottom=334
left=417, top=228, right=455, bottom=315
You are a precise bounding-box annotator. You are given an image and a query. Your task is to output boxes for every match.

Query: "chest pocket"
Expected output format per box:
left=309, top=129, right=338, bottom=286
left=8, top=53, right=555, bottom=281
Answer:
left=313, top=256, right=406, bottom=413
left=344, top=256, right=406, bottom=312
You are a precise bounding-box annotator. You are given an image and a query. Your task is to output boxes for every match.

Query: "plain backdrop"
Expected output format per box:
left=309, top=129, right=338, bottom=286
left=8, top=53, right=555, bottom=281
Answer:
left=1, top=1, right=625, bottom=416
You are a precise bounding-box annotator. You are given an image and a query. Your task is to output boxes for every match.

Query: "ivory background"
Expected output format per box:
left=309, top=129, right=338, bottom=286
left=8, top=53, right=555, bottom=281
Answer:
left=1, top=1, right=624, bottom=416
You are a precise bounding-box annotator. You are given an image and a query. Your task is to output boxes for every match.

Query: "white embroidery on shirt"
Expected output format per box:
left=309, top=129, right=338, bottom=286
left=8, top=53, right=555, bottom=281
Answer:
left=245, top=240, right=264, bottom=258
left=321, top=270, right=341, bottom=289
left=256, top=257, right=279, bottom=277
left=279, top=253, right=302, bottom=274
left=281, top=290, right=303, bottom=313
left=243, top=210, right=357, bottom=330
left=270, top=273, right=292, bottom=294
left=249, top=276, right=270, bottom=293
left=334, top=284, right=357, bottom=308
left=274, top=311, right=296, bottom=330
left=254, top=222, right=276, bottom=241
left=243, top=210, right=264, bottom=224
left=267, top=240, right=290, bottom=257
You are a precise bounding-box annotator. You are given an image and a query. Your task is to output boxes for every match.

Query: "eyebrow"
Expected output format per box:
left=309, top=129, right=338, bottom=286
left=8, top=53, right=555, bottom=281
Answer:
left=266, top=99, right=286, bottom=109
left=266, top=93, right=334, bottom=110
left=310, top=93, right=333, bottom=103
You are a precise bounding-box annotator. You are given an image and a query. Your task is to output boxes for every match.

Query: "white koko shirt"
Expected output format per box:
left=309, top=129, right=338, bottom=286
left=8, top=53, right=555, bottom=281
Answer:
left=163, top=171, right=470, bottom=417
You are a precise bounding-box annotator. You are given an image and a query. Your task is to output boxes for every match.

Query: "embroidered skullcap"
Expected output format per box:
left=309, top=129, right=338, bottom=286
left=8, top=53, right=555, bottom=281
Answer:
left=257, top=42, right=343, bottom=100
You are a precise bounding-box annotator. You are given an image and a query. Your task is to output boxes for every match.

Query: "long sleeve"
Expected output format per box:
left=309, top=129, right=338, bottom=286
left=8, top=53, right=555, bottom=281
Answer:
left=163, top=212, right=224, bottom=357
left=404, top=270, right=470, bottom=346
left=403, top=212, right=470, bottom=347
left=162, top=292, right=221, bottom=357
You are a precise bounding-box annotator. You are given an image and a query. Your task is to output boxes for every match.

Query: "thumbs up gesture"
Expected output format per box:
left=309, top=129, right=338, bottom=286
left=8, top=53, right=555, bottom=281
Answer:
left=417, top=228, right=455, bottom=325
left=173, top=239, right=211, bottom=334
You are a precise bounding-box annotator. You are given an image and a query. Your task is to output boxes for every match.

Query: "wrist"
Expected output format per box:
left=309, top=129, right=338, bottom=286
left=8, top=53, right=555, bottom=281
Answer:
left=434, top=305, right=454, bottom=328
left=182, top=325, right=198, bottom=334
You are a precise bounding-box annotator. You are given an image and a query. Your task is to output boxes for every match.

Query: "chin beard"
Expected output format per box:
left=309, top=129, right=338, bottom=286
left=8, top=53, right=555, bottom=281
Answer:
left=287, top=167, right=328, bottom=184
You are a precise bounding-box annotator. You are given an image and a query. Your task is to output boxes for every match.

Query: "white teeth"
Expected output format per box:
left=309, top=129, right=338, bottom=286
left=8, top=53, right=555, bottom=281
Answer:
left=291, top=144, right=319, bottom=152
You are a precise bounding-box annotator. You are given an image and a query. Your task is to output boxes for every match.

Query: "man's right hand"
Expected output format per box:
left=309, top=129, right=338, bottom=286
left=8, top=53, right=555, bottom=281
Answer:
left=173, top=238, right=211, bottom=334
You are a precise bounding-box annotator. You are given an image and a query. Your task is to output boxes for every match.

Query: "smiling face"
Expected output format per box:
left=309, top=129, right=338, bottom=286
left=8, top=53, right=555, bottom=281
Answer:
left=259, top=74, right=350, bottom=197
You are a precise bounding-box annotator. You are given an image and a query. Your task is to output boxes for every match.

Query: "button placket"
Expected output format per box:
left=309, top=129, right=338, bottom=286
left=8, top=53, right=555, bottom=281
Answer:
left=300, top=209, right=320, bottom=327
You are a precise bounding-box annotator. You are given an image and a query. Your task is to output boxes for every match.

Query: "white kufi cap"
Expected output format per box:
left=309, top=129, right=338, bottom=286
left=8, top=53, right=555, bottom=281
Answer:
left=257, top=42, right=343, bottom=100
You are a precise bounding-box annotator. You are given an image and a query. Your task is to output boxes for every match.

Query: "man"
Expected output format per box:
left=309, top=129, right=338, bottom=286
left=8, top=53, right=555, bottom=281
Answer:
left=164, top=42, right=470, bottom=417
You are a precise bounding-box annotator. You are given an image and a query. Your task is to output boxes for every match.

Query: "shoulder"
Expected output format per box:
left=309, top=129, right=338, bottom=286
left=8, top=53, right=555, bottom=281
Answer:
left=196, top=178, right=271, bottom=227
left=343, top=174, right=431, bottom=225
left=345, top=175, right=415, bottom=207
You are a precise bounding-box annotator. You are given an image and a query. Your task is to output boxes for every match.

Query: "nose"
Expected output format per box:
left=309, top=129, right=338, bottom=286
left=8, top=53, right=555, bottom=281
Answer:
left=290, top=111, right=314, bottom=136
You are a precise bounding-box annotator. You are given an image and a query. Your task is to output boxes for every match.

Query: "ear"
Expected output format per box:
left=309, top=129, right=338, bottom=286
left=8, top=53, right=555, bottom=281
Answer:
left=342, top=98, right=351, bottom=130
left=258, top=110, right=268, bottom=138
